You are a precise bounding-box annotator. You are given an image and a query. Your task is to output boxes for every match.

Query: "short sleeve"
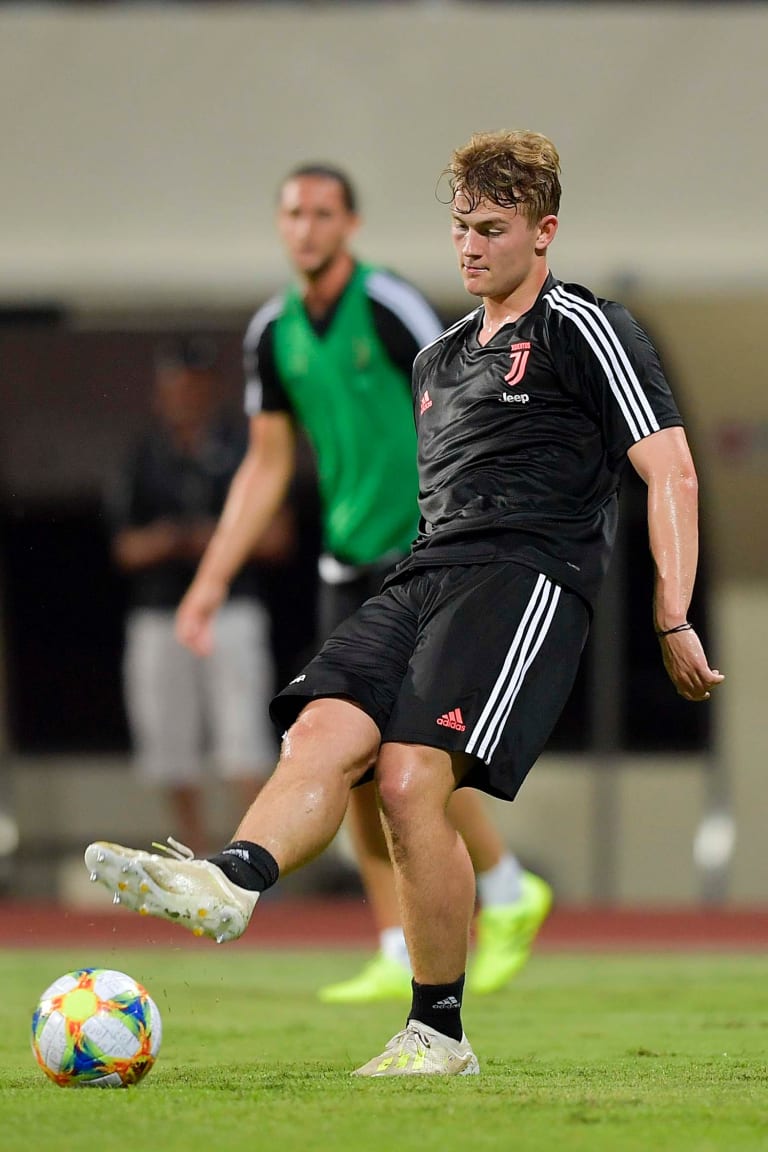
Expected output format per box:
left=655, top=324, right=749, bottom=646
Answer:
left=547, top=286, right=683, bottom=467
left=365, top=269, right=444, bottom=378
left=242, top=299, right=294, bottom=417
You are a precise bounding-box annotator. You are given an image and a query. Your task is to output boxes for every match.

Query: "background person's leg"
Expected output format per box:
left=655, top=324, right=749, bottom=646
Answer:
left=449, top=786, right=552, bottom=994
left=124, top=608, right=207, bottom=853
left=208, top=598, right=278, bottom=833
left=448, top=788, right=508, bottom=874
left=319, top=782, right=412, bottom=1003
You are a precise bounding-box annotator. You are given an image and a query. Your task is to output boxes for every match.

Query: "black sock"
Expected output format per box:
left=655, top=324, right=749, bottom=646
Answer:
left=207, top=841, right=279, bottom=893
left=408, top=975, right=465, bottom=1042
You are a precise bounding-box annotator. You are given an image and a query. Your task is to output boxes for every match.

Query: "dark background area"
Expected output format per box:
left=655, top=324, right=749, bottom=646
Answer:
left=0, top=315, right=710, bottom=758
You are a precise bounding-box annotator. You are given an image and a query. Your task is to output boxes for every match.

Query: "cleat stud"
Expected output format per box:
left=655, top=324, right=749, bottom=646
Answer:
left=197, top=909, right=207, bottom=918
left=89, top=871, right=98, bottom=883
left=139, top=906, right=148, bottom=915
left=121, top=864, right=131, bottom=874
left=192, top=927, right=204, bottom=937
left=215, top=935, right=225, bottom=945
left=96, top=853, right=105, bottom=864
left=117, top=882, right=127, bottom=891
left=112, top=892, right=121, bottom=905
left=220, top=914, right=230, bottom=924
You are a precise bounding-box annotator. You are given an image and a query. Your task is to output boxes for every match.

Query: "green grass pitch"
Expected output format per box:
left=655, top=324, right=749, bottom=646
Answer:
left=2, top=947, right=767, bottom=1151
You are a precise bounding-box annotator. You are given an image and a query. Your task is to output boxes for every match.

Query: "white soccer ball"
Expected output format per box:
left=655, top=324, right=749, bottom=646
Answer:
left=31, top=967, right=162, bottom=1087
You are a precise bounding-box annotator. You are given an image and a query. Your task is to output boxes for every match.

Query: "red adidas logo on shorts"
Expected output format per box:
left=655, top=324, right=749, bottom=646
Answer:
left=436, top=707, right=466, bottom=732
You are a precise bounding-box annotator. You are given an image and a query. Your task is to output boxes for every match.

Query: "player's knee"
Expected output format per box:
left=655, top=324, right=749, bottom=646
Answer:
left=281, top=699, right=379, bottom=783
left=377, top=747, right=458, bottom=845
left=376, top=762, right=426, bottom=838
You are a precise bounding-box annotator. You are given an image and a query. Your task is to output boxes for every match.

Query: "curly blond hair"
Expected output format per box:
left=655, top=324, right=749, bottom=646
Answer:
left=445, top=130, right=561, bottom=223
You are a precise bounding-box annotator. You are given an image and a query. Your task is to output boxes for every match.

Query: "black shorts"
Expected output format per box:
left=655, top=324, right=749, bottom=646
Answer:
left=317, top=555, right=402, bottom=640
left=271, top=561, right=589, bottom=802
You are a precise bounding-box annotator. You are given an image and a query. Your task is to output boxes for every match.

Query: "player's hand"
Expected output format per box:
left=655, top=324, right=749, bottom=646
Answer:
left=658, top=627, right=725, bottom=702
left=175, top=576, right=228, bottom=657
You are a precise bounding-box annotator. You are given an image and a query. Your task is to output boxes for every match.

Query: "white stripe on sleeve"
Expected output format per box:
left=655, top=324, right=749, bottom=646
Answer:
left=365, top=270, right=443, bottom=349
left=545, top=285, right=659, bottom=441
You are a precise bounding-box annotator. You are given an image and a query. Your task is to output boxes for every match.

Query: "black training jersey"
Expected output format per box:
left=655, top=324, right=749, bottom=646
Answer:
left=391, top=273, right=683, bottom=607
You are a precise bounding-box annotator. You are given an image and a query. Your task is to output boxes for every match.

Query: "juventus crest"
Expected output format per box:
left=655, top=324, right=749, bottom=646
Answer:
left=504, top=341, right=531, bottom=386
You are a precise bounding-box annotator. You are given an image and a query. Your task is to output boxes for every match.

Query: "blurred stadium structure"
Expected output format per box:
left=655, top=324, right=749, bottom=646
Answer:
left=0, top=2, right=765, bottom=908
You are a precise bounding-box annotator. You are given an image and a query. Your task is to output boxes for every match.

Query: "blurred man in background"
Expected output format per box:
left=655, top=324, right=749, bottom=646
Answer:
left=173, top=164, right=552, bottom=1000
left=110, top=338, right=294, bottom=854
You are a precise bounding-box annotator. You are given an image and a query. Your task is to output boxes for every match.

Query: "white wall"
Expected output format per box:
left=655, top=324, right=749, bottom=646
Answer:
left=2, top=3, right=768, bottom=309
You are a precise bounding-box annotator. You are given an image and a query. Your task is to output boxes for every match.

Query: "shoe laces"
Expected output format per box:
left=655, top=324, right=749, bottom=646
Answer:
left=392, top=1023, right=432, bottom=1055
left=150, top=836, right=196, bottom=861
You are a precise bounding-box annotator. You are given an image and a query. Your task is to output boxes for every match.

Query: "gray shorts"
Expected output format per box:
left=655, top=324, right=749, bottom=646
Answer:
left=124, top=598, right=277, bottom=784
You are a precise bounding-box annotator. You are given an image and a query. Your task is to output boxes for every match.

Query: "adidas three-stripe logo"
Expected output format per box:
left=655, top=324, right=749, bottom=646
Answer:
left=544, top=285, right=660, bottom=442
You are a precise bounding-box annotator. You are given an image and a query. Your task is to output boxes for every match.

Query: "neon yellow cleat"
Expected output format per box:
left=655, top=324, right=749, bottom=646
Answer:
left=318, top=951, right=412, bottom=1004
left=467, top=870, right=553, bottom=994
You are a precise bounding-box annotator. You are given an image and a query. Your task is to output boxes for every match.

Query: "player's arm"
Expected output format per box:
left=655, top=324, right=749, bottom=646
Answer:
left=113, top=516, right=221, bottom=570
left=175, top=411, right=296, bottom=656
left=112, top=520, right=194, bottom=571
left=108, top=449, right=194, bottom=572
left=627, top=426, right=724, bottom=702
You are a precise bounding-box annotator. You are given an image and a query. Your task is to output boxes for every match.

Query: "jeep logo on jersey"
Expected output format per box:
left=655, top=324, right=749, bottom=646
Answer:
left=501, top=392, right=530, bottom=404
left=505, top=341, right=531, bottom=386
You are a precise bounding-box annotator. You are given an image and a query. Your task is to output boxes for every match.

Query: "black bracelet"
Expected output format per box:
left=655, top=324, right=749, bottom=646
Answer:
left=655, top=622, right=693, bottom=638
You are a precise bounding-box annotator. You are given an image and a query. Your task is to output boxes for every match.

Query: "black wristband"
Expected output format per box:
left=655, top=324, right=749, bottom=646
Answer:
left=655, top=622, right=693, bottom=638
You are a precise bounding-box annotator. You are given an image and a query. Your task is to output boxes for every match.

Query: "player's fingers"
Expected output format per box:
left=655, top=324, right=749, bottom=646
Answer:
left=677, top=671, right=713, bottom=702
left=196, top=622, right=214, bottom=657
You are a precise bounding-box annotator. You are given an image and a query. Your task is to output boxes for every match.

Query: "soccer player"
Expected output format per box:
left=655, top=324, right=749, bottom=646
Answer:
left=85, top=131, right=723, bottom=1075
left=143, top=164, right=551, bottom=999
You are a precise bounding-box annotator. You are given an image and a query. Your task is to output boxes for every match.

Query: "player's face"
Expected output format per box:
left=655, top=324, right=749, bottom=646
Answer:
left=450, top=193, right=555, bottom=301
left=154, top=369, right=216, bottom=448
left=277, top=176, right=359, bottom=278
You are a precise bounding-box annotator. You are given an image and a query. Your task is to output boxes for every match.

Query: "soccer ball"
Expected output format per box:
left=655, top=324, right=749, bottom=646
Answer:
left=31, top=967, right=162, bottom=1088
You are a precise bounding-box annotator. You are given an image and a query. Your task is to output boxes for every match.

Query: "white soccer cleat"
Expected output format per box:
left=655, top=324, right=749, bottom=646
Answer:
left=83, top=837, right=258, bottom=943
left=353, top=1020, right=480, bottom=1077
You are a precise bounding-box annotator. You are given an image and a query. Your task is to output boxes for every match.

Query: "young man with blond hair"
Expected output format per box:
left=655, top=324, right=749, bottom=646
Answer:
left=123, top=162, right=551, bottom=1001
left=86, top=131, right=722, bottom=1076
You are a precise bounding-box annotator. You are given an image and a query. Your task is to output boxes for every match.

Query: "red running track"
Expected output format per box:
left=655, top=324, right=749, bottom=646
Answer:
left=2, top=899, right=768, bottom=951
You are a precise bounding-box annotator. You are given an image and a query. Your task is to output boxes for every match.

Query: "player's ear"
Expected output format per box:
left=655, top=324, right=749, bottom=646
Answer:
left=534, top=214, right=558, bottom=253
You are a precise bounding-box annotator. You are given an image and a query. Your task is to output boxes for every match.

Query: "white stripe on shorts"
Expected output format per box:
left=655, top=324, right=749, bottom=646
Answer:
left=465, top=574, right=562, bottom=764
